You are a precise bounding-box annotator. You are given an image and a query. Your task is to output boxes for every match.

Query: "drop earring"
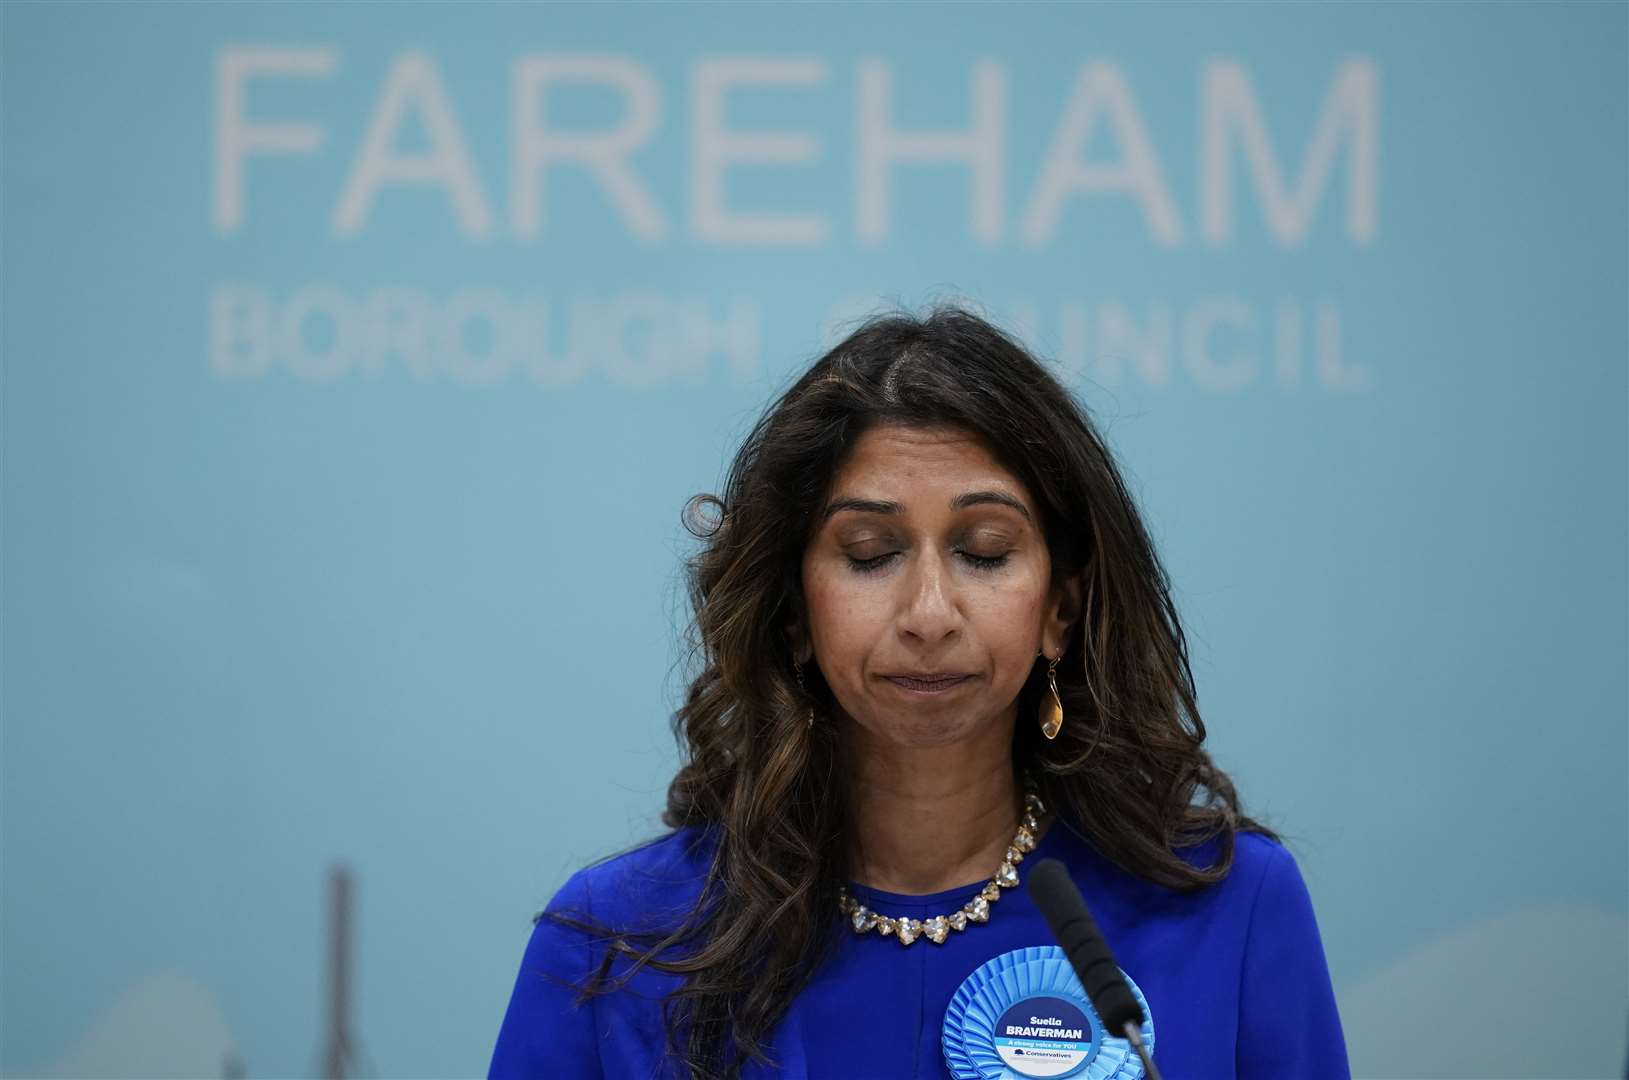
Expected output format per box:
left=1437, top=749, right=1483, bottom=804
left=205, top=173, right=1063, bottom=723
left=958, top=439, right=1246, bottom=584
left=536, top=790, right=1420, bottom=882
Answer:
left=794, top=659, right=815, bottom=729
left=1038, top=650, right=1063, bottom=740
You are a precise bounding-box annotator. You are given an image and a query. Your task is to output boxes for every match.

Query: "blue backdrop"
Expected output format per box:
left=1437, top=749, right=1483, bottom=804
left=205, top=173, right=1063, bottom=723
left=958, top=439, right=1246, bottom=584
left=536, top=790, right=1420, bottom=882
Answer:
left=3, top=2, right=1625, bottom=1077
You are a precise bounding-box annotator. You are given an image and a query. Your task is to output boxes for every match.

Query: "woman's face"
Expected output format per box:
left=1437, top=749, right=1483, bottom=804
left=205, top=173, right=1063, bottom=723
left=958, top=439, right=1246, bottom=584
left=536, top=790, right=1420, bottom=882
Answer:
left=797, top=423, right=1080, bottom=749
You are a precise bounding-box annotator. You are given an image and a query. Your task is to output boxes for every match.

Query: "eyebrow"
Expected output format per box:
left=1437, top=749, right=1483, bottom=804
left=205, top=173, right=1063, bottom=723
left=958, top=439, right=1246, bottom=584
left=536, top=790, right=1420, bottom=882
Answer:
left=818, top=490, right=1035, bottom=526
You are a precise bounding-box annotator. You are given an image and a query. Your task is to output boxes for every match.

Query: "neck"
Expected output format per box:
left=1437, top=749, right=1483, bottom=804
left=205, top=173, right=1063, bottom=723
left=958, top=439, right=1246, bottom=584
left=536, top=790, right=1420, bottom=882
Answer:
left=843, top=711, right=1022, bottom=895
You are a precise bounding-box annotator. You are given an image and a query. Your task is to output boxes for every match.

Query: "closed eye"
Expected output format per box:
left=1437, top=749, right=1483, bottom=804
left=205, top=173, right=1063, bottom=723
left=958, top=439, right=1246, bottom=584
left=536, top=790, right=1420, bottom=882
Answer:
left=845, top=551, right=1010, bottom=574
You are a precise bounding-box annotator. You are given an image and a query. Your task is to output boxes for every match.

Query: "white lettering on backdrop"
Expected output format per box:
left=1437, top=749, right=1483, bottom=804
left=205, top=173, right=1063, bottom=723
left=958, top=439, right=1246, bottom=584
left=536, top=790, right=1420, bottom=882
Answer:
left=212, top=48, right=1379, bottom=248
left=208, top=48, right=1379, bottom=392
left=208, top=284, right=1371, bottom=393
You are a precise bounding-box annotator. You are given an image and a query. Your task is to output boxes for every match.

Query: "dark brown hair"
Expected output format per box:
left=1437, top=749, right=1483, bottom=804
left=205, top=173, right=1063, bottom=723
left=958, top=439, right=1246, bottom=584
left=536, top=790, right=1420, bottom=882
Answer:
left=545, top=305, right=1271, bottom=1079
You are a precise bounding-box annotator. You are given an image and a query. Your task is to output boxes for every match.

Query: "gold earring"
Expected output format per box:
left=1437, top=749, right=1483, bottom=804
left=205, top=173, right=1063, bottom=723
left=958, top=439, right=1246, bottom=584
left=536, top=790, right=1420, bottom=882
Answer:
left=1038, top=651, right=1063, bottom=740
left=794, top=659, right=815, bottom=729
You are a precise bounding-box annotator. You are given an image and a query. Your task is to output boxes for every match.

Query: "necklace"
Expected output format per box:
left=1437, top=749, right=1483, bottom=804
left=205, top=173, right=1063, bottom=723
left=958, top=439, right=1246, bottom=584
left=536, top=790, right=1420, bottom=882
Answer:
left=837, top=780, right=1047, bottom=946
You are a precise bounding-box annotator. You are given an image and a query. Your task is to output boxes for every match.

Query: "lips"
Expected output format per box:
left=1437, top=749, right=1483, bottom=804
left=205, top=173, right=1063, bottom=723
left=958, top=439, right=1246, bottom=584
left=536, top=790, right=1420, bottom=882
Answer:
left=884, top=673, right=974, bottom=692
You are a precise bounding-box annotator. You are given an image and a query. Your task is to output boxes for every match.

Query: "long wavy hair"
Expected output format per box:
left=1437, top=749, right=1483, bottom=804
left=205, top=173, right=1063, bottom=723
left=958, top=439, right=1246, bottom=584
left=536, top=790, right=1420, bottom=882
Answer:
left=546, top=305, right=1271, bottom=1079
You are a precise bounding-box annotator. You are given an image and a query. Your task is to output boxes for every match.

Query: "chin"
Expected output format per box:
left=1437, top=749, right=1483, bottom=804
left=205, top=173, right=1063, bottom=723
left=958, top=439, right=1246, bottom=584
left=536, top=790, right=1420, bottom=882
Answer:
left=867, top=710, right=986, bottom=749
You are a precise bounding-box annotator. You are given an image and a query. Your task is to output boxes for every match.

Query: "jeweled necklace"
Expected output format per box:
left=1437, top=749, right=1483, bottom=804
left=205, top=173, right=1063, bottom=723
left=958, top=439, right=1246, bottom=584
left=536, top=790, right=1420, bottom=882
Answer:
left=837, top=779, right=1047, bottom=946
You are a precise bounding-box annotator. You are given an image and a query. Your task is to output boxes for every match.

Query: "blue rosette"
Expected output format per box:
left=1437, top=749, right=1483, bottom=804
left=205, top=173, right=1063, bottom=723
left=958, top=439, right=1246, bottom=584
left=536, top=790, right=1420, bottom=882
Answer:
left=942, top=945, right=1155, bottom=1080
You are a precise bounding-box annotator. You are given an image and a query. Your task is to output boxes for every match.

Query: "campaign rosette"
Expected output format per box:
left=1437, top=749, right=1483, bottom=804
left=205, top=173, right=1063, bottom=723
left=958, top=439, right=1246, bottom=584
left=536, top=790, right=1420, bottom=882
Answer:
left=942, top=945, right=1155, bottom=1080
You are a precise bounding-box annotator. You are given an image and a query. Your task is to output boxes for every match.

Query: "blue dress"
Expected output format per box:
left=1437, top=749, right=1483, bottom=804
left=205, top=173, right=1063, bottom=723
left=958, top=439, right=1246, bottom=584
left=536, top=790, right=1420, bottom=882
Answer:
left=488, top=817, right=1349, bottom=1078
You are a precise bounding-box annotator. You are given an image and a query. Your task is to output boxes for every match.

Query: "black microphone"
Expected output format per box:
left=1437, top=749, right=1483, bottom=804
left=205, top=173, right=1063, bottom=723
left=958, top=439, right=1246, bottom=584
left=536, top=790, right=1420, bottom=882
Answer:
left=1027, top=857, right=1163, bottom=1080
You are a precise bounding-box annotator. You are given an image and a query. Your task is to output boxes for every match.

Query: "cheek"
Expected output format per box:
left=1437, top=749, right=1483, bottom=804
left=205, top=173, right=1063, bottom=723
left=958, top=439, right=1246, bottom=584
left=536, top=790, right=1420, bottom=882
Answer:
left=988, top=587, right=1043, bottom=627
left=801, top=566, right=853, bottom=651
left=802, top=567, right=888, bottom=667
left=977, top=585, right=1048, bottom=667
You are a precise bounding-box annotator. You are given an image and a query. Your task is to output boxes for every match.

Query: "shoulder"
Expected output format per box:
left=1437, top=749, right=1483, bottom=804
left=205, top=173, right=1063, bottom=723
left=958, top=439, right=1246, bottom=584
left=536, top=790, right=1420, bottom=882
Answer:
left=1226, top=829, right=1295, bottom=889
left=1229, top=831, right=1322, bottom=930
left=1050, top=819, right=1301, bottom=923
left=1168, top=826, right=1295, bottom=888
left=492, top=833, right=716, bottom=1077
left=544, top=825, right=719, bottom=935
left=1182, top=829, right=1309, bottom=917
left=1168, top=829, right=1325, bottom=946
left=501, top=827, right=713, bottom=1003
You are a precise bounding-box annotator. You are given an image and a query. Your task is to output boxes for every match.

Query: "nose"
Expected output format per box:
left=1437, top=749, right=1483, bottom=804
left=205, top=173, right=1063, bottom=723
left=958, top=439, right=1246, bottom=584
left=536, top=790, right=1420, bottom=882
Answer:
left=896, top=548, right=962, bottom=646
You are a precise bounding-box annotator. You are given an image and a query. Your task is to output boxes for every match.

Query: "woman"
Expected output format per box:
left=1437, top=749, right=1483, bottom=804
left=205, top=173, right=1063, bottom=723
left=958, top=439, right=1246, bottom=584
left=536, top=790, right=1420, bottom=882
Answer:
left=488, top=307, right=1348, bottom=1079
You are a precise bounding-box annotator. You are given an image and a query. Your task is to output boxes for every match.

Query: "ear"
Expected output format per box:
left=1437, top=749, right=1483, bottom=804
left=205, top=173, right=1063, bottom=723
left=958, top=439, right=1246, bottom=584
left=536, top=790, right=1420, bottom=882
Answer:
left=1041, top=571, right=1085, bottom=659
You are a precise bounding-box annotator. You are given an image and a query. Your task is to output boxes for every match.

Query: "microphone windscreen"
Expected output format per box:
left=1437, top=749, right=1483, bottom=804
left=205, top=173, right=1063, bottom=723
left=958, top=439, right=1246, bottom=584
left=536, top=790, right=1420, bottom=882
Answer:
left=1026, top=857, right=1144, bottom=1035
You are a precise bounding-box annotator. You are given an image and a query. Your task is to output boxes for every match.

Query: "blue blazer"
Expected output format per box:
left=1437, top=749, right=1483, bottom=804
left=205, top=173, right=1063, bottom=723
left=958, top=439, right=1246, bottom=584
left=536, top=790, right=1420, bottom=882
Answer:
left=489, top=817, right=1349, bottom=1078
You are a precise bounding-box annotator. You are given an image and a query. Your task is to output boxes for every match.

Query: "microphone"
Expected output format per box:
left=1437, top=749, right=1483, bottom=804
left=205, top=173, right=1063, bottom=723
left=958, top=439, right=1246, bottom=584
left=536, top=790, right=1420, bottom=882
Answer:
left=1027, top=857, right=1163, bottom=1080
